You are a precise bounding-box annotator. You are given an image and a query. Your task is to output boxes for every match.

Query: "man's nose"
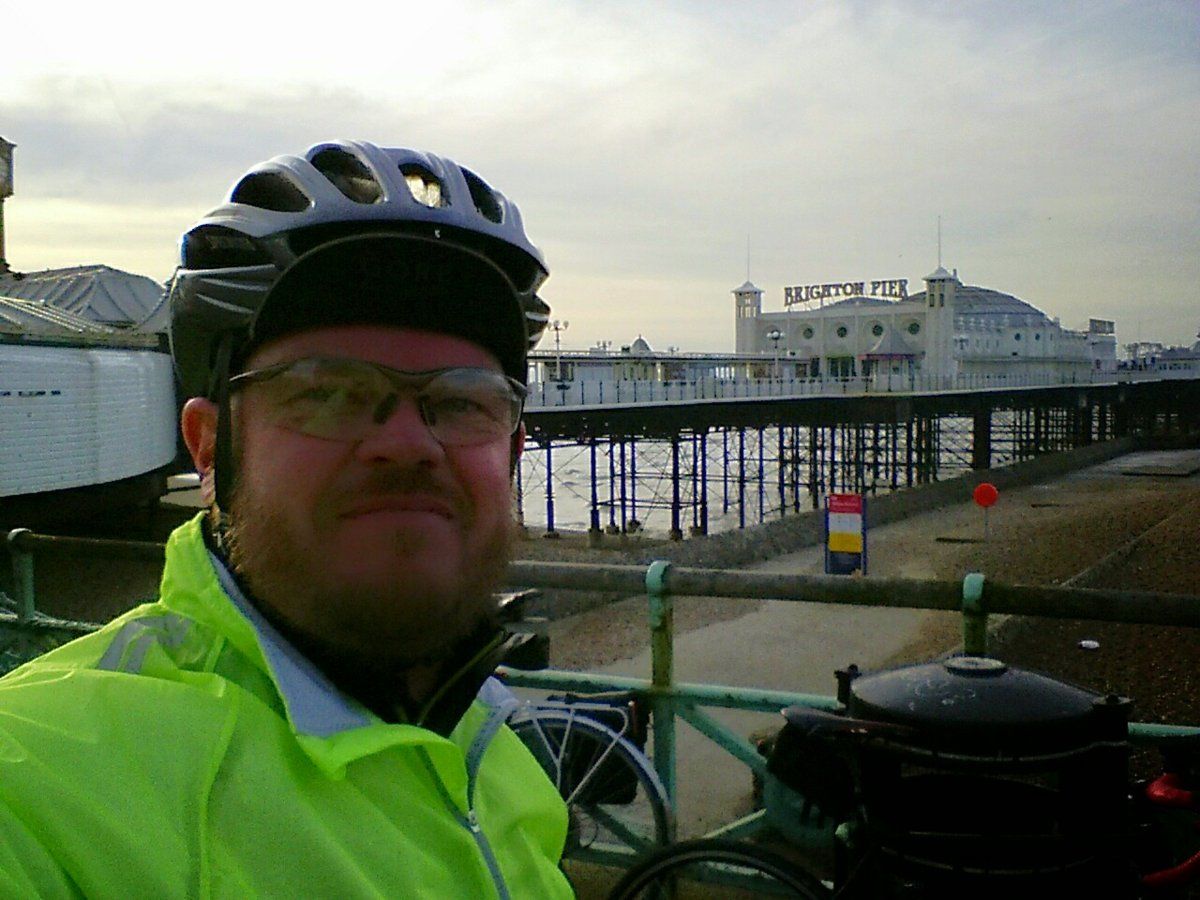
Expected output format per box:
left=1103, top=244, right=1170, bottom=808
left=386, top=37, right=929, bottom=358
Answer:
left=353, top=394, right=445, bottom=465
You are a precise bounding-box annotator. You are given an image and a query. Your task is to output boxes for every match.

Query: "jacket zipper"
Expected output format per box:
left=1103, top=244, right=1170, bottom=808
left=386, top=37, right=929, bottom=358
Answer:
left=416, top=745, right=512, bottom=900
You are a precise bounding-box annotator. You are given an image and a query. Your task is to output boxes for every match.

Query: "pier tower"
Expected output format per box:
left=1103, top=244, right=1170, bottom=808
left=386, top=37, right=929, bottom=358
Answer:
left=922, top=266, right=958, bottom=386
left=733, top=280, right=763, bottom=353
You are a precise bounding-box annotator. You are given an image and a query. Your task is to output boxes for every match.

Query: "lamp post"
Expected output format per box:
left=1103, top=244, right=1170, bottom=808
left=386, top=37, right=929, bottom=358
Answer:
left=550, top=319, right=570, bottom=381
left=766, top=328, right=783, bottom=379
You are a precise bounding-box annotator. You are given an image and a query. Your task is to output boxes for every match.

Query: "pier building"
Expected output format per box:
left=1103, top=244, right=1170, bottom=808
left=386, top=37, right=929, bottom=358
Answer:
left=735, top=267, right=1117, bottom=386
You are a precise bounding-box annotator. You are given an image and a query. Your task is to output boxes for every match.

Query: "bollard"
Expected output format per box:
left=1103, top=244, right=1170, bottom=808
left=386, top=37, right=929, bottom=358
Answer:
left=961, top=572, right=988, bottom=656
left=6, top=529, right=36, bottom=622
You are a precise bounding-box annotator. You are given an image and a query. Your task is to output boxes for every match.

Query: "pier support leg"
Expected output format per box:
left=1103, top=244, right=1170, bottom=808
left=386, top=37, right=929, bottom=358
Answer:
left=606, top=437, right=618, bottom=534
left=588, top=438, right=602, bottom=547
left=777, top=425, right=786, bottom=516
left=972, top=409, right=992, bottom=470
left=669, top=437, right=683, bottom=541
left=629, top=439, right=638, bottom=532
left=543, top=441, right=559, bottom=539
left=808, top=427, right=821, bottom=509
left=737, top=428, right=747, bottom=530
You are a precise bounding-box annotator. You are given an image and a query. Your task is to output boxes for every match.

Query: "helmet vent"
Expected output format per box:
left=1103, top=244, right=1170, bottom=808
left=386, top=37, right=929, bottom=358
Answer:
left=182, top=225, right=271, bottom=269
left=460, top=167, right=503, bottom=224
left=230, top=173, right=311, bottom=213
left=312, top=148, right=383, bottom=205
left=399, top=163, right=445, bottom=208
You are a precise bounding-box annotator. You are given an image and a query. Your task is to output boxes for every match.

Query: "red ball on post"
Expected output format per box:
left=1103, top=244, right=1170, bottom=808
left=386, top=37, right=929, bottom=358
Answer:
left=973, top=482, right=999, bottom=508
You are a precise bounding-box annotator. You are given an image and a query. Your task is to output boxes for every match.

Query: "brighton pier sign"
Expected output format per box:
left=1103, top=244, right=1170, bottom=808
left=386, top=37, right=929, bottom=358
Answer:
left=784, top=278, right=908, bottom=306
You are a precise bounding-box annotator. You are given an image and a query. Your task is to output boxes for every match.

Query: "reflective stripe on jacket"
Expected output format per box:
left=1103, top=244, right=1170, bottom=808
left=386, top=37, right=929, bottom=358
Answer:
left=0, top=514, right=572, bottom=898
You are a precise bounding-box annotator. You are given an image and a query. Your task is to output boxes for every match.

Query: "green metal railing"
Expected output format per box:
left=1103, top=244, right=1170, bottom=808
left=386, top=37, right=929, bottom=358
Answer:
left=499, top=559, right=1200, bottom=817
left=5, top=529, right=1200, bottom=853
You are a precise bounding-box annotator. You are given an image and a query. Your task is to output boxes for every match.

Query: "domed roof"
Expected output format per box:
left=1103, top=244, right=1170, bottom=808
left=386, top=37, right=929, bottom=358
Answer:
left=629, top=335, right=653, bottom=354
left=909, top=284, right=1055, bottom=326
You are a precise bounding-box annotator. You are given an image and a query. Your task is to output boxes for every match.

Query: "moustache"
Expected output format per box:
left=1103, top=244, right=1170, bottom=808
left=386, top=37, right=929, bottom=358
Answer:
left=334, top=467, right=474, bottom=524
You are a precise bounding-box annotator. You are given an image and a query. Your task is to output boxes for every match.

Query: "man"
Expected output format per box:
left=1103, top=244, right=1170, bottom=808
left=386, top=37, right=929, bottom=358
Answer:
left=0, top=141, right=573, bottom=897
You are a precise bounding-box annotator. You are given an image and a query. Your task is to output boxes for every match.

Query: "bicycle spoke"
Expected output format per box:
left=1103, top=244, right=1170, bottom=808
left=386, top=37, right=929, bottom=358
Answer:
left=508, top=707, right=672, bottom=862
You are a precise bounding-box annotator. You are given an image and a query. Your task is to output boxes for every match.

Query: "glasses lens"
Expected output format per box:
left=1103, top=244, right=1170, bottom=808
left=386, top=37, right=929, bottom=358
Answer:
left=252, top=358, right=392, bottom=440
left=420, top=368, right=522, bottom=445
left=243, top=359, right=522, bottom=445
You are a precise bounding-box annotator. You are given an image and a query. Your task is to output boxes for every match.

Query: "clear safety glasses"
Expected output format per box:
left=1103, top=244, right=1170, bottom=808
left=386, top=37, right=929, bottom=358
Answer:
left=228, top=357, right=526, bottom=446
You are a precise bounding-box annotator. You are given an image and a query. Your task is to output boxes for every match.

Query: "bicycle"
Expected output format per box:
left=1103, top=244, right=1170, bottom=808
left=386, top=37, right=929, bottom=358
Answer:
left=493, top=587, right=673, bottom=866
left=506, top=692, right=674, bottom=864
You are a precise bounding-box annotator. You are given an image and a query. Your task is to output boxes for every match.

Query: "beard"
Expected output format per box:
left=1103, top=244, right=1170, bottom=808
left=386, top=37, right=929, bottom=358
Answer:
left=222, top=465, right=516, bottom=672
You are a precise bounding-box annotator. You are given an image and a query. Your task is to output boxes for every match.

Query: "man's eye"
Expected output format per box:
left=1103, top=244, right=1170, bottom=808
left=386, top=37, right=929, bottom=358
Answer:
left=429, top=395, right=494, bottom=419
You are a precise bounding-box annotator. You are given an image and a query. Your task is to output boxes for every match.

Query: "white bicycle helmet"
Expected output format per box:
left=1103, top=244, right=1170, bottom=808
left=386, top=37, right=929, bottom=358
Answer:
left=168, top=139, right=550, bottom=398
left=166, top=140, right=550, bottom=511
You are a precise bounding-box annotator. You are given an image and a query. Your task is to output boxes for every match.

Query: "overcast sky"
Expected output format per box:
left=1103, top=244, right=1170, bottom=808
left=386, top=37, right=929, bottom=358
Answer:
left=3, top=0, right=1197, bottom=350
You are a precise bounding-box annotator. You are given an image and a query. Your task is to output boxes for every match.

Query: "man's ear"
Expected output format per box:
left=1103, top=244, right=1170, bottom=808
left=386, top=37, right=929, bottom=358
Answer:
left=181, top=398, right=218, bottom=503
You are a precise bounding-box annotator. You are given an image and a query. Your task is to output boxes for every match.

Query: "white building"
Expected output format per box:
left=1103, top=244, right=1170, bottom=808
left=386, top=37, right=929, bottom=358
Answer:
left=735, top=267, right=1116, bottom=385
left=1121, top=328, right=1200, bottom=377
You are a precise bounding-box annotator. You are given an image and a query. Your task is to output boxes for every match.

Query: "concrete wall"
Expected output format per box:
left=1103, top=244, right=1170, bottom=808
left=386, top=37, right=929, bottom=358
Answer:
left=639, top=436, right=1135, bottom=572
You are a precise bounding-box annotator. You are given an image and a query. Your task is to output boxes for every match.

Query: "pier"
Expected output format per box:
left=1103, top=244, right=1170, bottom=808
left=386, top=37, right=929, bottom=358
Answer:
left=518, top=374, right=1200, bottom=539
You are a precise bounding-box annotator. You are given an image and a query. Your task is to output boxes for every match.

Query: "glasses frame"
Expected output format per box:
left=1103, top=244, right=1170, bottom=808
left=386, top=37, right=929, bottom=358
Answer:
left=227, top=357, right=527, bottom=446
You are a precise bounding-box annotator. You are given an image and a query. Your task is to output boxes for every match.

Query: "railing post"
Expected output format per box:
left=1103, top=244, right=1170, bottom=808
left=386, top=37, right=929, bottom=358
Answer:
left=646, top=559, right=677, bottom=806
left=6, top=529, right=36, bottom=622
left=962, top=572, right=987, bottom=656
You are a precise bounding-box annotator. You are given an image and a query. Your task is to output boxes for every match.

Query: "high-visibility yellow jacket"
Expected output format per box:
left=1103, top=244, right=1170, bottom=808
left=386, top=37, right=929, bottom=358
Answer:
left=0, top=515, right=572, bottom=898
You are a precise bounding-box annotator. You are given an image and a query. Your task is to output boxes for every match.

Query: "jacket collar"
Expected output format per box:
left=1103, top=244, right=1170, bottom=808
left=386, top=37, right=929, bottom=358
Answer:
left=198, top=518, right=521, bottom=739
left=211, top=552, right=375, bottom=737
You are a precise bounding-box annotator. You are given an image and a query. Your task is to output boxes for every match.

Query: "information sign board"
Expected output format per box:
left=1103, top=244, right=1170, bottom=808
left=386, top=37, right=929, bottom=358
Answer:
left=825, top=493, right=867, bottom=575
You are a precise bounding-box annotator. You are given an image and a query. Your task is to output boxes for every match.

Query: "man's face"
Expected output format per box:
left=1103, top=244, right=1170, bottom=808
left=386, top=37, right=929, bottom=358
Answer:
left=216, top=325, right=523, bottom=668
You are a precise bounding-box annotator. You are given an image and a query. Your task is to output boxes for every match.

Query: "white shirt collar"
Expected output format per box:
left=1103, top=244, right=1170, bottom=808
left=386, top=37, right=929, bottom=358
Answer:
left=209, top=551, right=373, bottom=737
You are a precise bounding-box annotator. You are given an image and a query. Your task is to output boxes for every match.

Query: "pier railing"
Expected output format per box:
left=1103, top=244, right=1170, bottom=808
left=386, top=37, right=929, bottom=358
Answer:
left=525, top=368, right=1195, bottom=410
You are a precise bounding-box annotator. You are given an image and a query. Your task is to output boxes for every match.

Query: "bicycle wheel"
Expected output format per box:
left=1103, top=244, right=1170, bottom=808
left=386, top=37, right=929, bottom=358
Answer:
left=608, top=838, right=830, bottom=899
left=508, top=708, right=673, bottom=862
